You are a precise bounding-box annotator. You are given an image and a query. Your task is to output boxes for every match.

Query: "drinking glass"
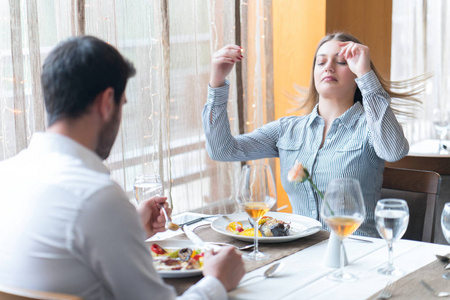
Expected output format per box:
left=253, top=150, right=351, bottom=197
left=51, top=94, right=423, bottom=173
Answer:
left=133, top=174, right=163, bottom=205
left=441, top=203, right=450, bottom=279
left=321, top=178, right=365, bottom=282
left=375, top=199, right=409, bottom=276
left=237, top=164, right=277, bottom=261
left=433, top=109, right=450, bottom=154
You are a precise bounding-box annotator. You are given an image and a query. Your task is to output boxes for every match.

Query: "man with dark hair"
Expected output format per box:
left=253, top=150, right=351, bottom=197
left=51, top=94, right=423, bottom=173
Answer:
left=0, top=36, right=244, bottom=300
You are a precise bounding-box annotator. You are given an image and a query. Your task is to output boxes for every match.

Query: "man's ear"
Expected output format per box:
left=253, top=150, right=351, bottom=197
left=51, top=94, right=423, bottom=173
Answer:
left=95, top=87, right=115, bottom=122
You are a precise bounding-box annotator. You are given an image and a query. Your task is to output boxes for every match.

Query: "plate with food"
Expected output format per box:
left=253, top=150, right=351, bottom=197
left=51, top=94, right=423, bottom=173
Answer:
left=146, top=240, right=213, bottom=278
left=210, top=212, right=322, bottom=243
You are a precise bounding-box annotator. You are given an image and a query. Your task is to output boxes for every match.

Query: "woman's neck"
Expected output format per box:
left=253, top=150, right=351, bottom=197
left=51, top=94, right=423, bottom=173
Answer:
left=317, top=96, right=354, bottom=125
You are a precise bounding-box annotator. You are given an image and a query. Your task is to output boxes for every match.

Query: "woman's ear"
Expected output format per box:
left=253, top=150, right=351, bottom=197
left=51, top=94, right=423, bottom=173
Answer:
left=95, top=87, right=115, bottom=122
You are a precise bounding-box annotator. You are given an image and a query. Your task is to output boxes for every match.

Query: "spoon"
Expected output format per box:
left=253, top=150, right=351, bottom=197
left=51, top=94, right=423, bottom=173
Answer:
left=420, top=280, right=450, bottom=297
left=239, top=262, right=284, bottom=285
left=436, top=254, right=450, bottom=263
left=159, top=204, right=180, bottom=231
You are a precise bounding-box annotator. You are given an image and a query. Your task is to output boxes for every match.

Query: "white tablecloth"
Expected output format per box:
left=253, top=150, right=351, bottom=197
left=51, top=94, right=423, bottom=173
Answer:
left=230, top=237, right=450, bottom=300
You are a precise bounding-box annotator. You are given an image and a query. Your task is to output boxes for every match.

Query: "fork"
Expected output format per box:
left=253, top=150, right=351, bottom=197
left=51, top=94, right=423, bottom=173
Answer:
left=205, top=242, right=255, bottom=251
left=377, top=280, right=395, bottom=299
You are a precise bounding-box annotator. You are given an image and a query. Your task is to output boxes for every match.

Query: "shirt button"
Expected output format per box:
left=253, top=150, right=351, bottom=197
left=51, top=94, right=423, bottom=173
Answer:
left=361, top=89, right=367, bottom=94
left=309, top=192, right=314, bottom=197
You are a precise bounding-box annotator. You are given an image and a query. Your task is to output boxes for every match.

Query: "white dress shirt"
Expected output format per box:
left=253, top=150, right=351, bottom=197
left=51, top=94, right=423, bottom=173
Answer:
left=0, top=132, right=226, bottom=300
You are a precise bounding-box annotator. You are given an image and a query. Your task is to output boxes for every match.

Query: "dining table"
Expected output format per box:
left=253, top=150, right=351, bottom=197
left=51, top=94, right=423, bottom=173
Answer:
left=149, top=212, right=450, bottom=300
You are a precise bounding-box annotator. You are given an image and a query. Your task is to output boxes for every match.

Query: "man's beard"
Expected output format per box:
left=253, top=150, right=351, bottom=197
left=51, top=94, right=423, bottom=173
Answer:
left=96, top=105, right=121, bottom=160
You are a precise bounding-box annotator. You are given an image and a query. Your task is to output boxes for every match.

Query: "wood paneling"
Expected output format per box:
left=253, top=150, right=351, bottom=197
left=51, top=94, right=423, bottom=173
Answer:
left=326, top=0, right=393, bottom=80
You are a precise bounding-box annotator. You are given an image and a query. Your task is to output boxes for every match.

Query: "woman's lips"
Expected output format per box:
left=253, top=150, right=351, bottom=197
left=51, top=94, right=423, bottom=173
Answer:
left=322, top=76, right=337, bottom=82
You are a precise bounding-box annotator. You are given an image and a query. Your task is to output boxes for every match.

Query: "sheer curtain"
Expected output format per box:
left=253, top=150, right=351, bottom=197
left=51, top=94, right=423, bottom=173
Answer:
left=0, top=0, right=268, bottom=215
left=239, top=0, right=275, bottom=174
left=392, top=0, right=450, bottom=144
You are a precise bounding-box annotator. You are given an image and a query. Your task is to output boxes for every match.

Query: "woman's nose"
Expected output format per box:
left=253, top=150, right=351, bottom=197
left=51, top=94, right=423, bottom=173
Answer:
left=324, top=62, right=335, bottom=73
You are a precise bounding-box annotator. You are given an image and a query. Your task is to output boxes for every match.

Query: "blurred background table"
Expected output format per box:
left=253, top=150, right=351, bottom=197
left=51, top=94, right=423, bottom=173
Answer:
left=387, top=139, right=450, bottom=244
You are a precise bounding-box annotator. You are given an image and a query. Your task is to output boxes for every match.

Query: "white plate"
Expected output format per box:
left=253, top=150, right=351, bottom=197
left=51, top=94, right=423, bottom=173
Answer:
left=146, top=240, right=204, bottom=278
left=210, top=212, right=322, bottom=243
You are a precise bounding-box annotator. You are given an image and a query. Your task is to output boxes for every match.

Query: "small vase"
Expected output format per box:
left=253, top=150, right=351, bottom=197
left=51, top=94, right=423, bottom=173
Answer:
left=324, top=231, right=348, bottom=268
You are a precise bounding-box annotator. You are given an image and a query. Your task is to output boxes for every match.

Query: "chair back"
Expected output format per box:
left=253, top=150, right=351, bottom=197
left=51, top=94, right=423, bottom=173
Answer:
left=0, top=284, right=82, bottom=300
left=381, top=167, right=441, bottom=243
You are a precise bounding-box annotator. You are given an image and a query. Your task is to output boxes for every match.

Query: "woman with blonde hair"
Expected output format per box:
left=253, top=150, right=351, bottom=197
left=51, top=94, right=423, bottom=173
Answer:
left=203, top=32, right=426, bottom=237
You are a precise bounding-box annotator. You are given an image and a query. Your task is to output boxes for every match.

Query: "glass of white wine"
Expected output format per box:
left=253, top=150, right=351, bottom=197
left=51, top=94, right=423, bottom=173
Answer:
left=237, top=164, right=277, bottom=261
left=133, top=174, right=163, bottom=205
left=321, top=178, right=365, bottom=282
left=375, top=199, right=409, bottom=276
left=441, top=203, right=450, bottom=279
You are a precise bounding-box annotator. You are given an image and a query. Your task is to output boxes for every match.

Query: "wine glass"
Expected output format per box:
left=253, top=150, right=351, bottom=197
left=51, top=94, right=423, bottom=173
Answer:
left=321, top=178, right=365, bottom=282
left=133, top=174, right=163, bottom=205
left=433, top=109, right=450, bottom=154
left=375, top=199, right=409, bottom=276
left=441, top=203, right=450, bottom=279
left=237, top=164, right=277, bottom=261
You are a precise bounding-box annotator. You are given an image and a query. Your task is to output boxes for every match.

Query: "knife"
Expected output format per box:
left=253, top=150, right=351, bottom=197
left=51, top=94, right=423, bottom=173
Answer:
left=182, top=225, right=207, bottom=250
left=177, top=215, right=217, bottom=227
left=446, top=263, right=450, bottom=270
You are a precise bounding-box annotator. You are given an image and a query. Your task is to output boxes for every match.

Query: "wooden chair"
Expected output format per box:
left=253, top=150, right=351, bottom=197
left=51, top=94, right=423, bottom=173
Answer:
left=0, top=284, right=82, bottom=300
left=381, top=167, right=441, bottom=243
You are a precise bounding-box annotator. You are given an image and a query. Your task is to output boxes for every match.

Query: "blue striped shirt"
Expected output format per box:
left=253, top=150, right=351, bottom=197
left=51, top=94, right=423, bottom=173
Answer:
left=202, top=71, right=409, bottom=237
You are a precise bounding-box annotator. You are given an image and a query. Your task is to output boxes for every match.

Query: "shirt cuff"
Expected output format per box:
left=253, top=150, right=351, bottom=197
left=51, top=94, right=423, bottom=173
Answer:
left=354, top=70, right=384, bottom=96
left=184, top=276, right=227, bottom=300
left=207, top=80, right=230, bottom=106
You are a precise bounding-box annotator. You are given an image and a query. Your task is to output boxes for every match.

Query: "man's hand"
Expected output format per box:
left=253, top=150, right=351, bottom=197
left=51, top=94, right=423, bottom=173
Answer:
left=136, top=196, right=170, bottom=239
left=202, top=246, right=245, bottom=291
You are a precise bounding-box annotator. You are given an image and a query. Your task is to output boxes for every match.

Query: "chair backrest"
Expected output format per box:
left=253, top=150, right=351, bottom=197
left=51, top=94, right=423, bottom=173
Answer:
left=0, top=284, right=82, bottom=300
left=381, top=167, right=441, bottom=243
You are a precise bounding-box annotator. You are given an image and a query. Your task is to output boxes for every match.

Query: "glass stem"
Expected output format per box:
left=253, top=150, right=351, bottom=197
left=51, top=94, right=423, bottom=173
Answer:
left=339, top=239, right=344, bottom=275
left=387, top=242, right=394, bottom=269
left=254, top=218, right=259, bottom=253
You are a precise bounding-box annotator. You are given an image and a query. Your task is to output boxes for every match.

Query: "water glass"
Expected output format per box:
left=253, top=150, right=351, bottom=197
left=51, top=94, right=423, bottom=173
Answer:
left=433, top=109, right=450, bottom=154
left=375, top=199, right=409, bottom=276
left=441, top=203, right=450, bottom=279
left=133, top=174, right=163, bottom=205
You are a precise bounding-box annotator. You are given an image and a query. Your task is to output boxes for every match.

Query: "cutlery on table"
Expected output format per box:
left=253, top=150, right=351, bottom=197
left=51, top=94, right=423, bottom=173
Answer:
left=239, top=262, right=284, bottom=285
left=436, top=254, right=450, bottom=263
left=376, top=280, right=395, bottom=299
left=177, top=215, right=218, bottom=227
left=182, top=225, right=209, bottom=250
left=348, top=236, right=374, bottom=243
left=206, top=242, right=255, bottom=251
left=159, top=204, right=180, bottom=231
left=420, top=280, right=450, bottom=297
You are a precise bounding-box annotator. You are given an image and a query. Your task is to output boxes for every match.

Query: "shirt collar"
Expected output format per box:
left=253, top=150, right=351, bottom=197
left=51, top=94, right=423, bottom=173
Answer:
left=338, top=101, right=364, bottom=129
left=28, top=132, right=110, bottom=175
left=306, top=104, right=321, bottom=128
left=306, top=101, right=364, bottom=129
